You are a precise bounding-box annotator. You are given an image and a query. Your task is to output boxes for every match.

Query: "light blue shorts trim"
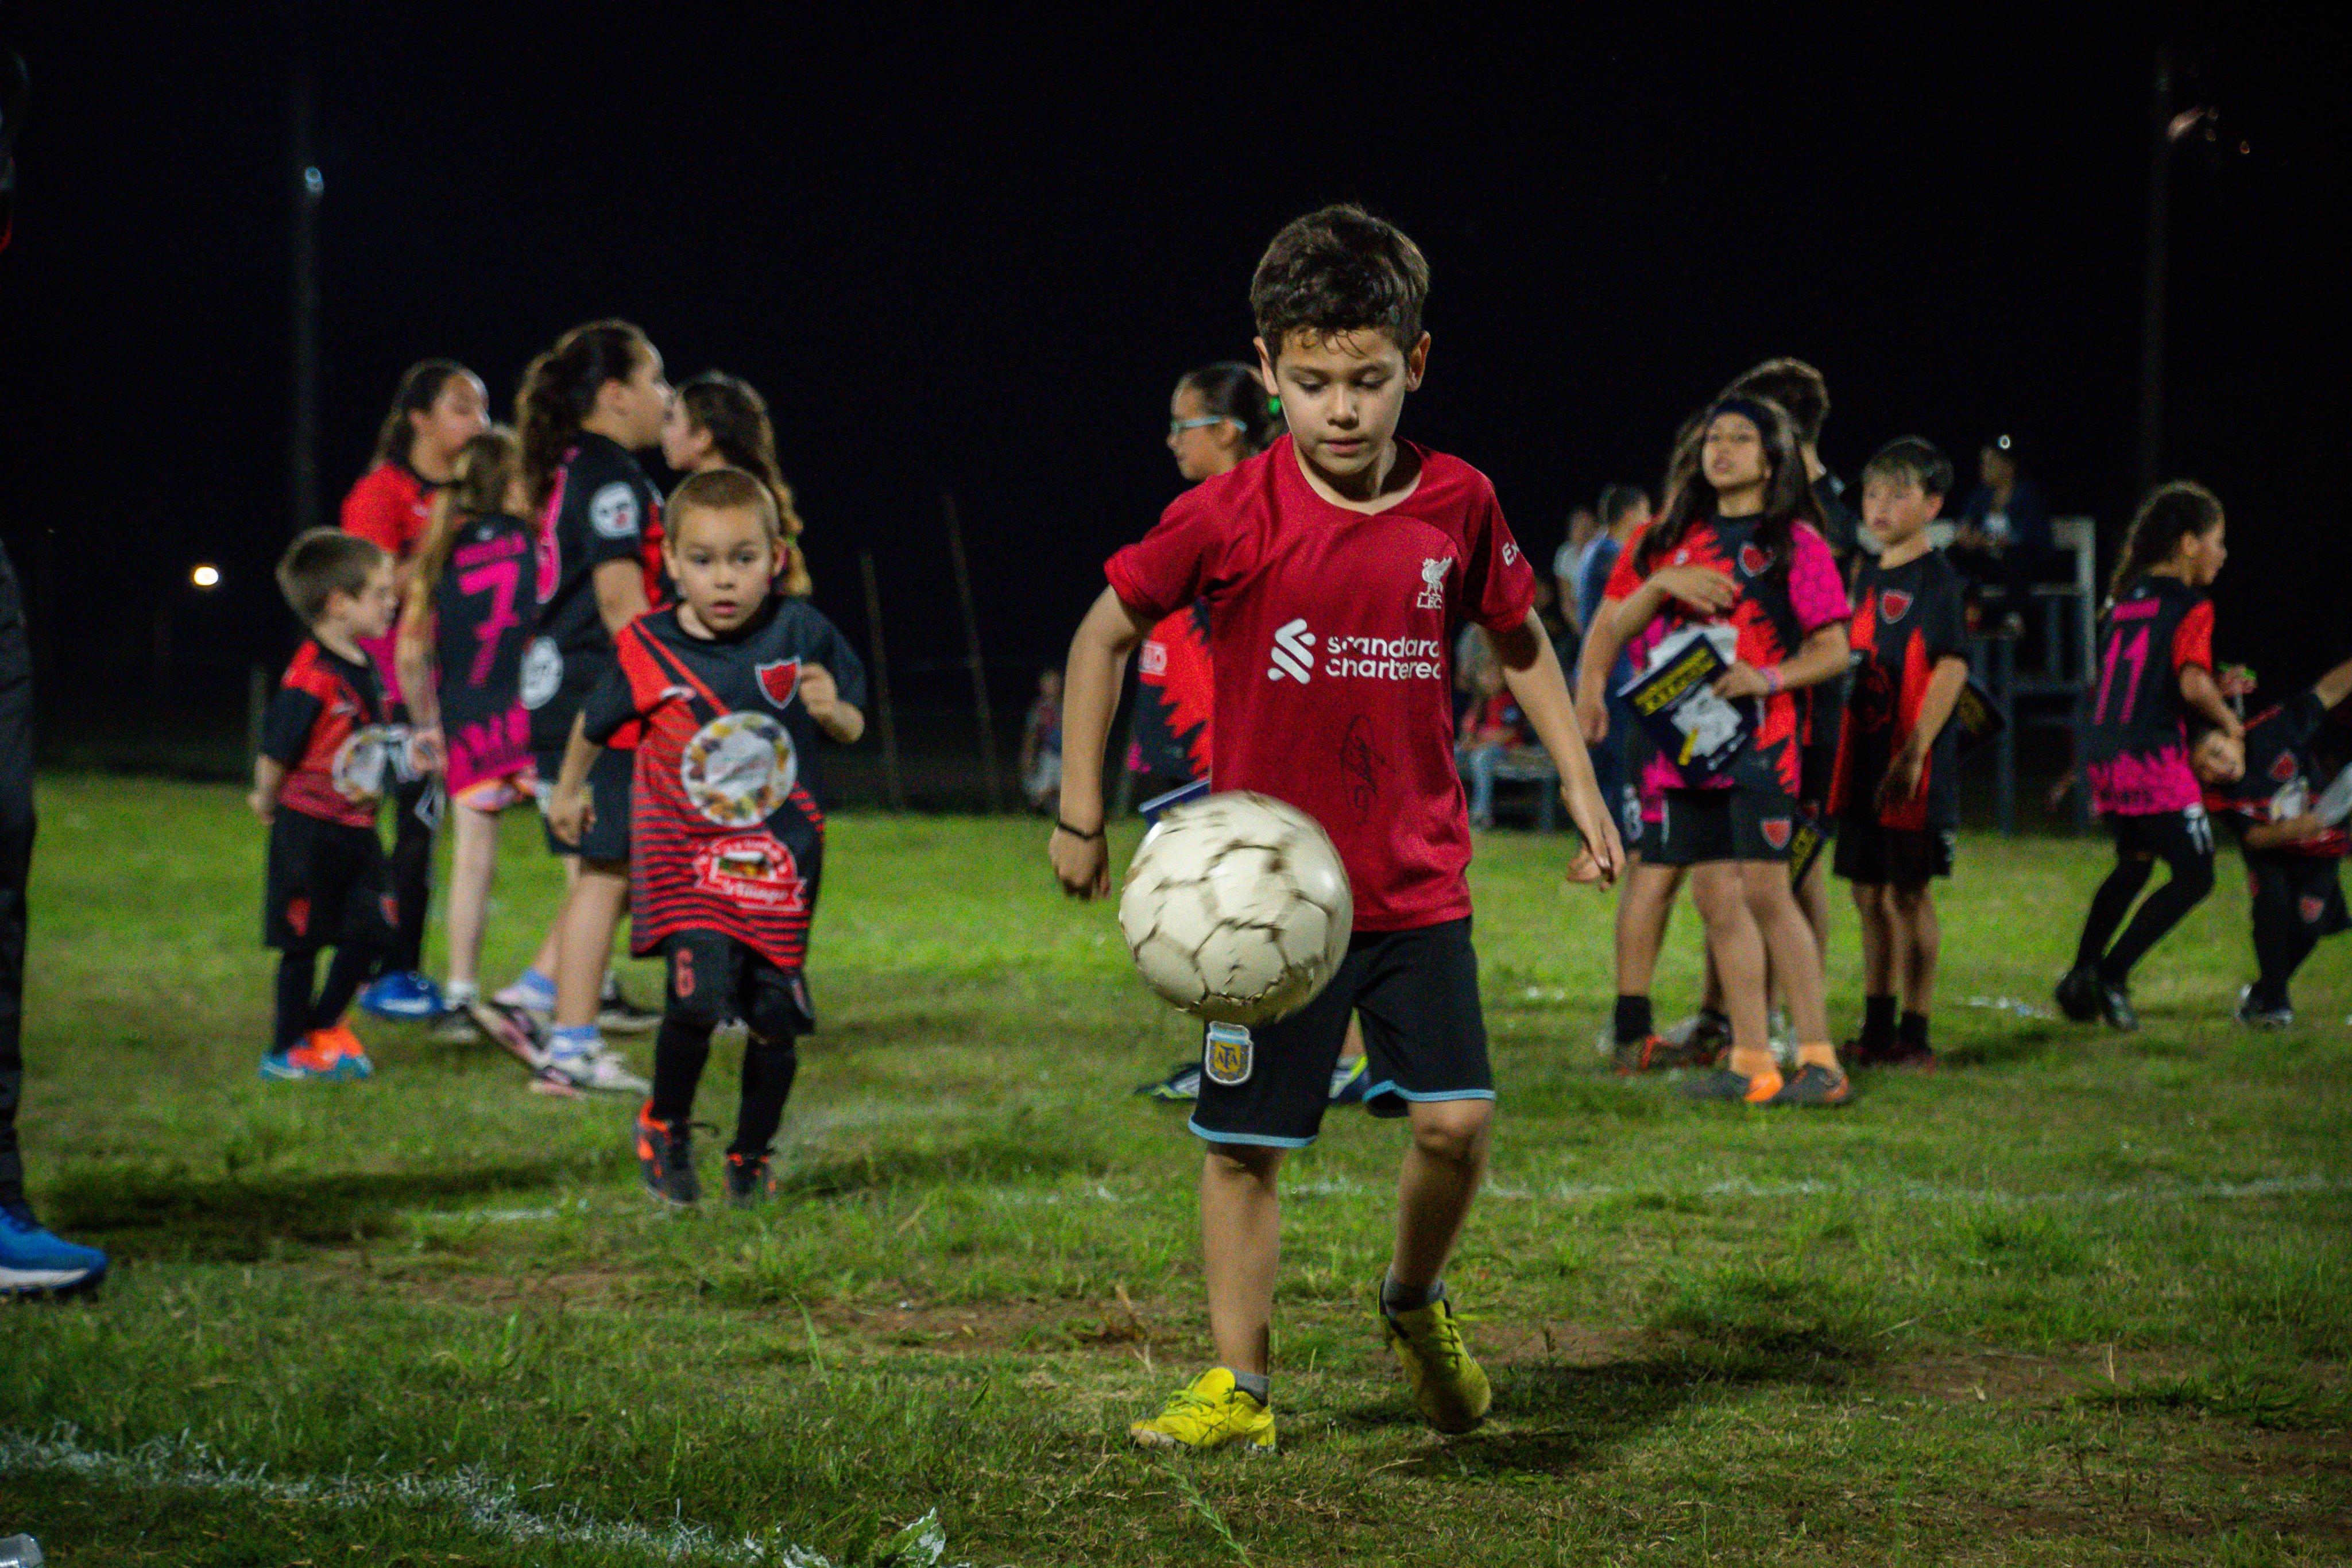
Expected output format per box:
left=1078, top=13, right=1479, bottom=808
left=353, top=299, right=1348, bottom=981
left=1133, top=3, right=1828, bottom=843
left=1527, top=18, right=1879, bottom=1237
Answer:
left=1187, top=1118, right=1318, bottom=1149
left=1361, top=1081, right=1498, bottom=1105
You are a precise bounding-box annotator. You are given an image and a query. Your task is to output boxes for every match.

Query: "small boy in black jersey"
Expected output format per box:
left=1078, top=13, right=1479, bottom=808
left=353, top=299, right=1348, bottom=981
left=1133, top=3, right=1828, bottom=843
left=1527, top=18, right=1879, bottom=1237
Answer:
left=252, top=529, right=410, bottom=1082
left=2201, top=655, right=2352, bottom=1027
left=547, top=469, right=865, bottom=1207
left=1832, top=439, right=1972, bottom=1067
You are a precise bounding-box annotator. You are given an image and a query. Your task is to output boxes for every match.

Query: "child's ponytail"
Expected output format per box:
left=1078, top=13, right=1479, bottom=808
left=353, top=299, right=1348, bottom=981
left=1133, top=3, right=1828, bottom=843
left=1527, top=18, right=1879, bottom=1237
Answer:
left=2108, top=480, right=2224, bottom=601
left=515, top=320, right=652, bottom=512
left=411, top=427, right=520, bottom=606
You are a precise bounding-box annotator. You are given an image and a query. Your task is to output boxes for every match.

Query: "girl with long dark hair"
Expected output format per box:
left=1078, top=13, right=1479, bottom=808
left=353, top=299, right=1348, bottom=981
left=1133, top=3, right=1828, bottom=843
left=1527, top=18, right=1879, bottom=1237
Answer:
left=661, top=370, right=813, bottom=598
left=342, top=361, right=489, bottom=1023
left=2056, top=481, right=2241, bottom=1027
left=1579, top=396, right=1853, bottom=1106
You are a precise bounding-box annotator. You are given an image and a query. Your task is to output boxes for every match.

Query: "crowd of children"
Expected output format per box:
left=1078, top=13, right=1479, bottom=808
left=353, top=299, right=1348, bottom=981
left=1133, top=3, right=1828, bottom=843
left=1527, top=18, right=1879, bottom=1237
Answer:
left=216, top=204, right=2341, bottom=1461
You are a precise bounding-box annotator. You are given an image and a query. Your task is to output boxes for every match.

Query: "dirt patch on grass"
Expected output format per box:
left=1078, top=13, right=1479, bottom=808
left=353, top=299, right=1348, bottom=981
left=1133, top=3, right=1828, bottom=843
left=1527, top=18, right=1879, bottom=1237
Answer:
left=1873, top=1346, right=2205, bottom=1406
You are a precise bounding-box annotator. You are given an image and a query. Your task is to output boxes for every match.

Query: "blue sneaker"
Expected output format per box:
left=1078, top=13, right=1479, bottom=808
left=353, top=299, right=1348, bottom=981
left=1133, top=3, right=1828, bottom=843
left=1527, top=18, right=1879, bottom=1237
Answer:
left=1, top=1201, right=109, bottom=1298
left=358, top=971, right=444, bottom=1020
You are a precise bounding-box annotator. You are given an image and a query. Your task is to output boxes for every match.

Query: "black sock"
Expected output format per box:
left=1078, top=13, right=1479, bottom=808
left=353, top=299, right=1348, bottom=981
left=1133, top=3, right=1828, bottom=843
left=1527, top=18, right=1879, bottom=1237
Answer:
left=732, top=1031, right=800, bottom=1156
left=1226, top=1368, right=1271, bottom=1405
left=1613, top=994, right=1653, bottom=1044
left=311, top=944, right=378, bottom=1031
left=2249, top=874, right=2316, bottom=1009
left=2098, top=855, right=2214, bottom=985
left=1862, top=994, right=1897, bottom=1044
left=274, top=950, right=319, bottom=1051
left=651, top=1016, right=714, bottom=1126
left=2075, top=858, right=2156, bottom=972
left=1898, top=1010, right=1930, bottom=1050
left=1381, top=1271, right=1444, bottom=1314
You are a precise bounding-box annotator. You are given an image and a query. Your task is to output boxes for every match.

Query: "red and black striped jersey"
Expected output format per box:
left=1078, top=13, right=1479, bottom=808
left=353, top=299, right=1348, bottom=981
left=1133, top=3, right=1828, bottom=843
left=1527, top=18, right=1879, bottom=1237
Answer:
left=2086, top=574, right=2213, bottom=815
left=262, top=639, right=395, bottom=830
left=2205, top=690, right=2347, bottom=858
left=523, top=433, right=664, bottom=751
left=1832, top=549, right=1969, bottom=831
left=581, top=598, right=868, bottom=971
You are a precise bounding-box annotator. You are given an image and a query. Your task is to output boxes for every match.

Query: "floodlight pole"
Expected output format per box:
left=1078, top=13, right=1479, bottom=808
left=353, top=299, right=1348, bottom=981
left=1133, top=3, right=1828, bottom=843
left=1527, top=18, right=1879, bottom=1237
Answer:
left=942, top=490, right=1003, bottom=812
left=288, top=65, right=322, bottom=536
left=2136, top=49, right=2170, bottom=501
left=860, top=549, right=905, bottom=810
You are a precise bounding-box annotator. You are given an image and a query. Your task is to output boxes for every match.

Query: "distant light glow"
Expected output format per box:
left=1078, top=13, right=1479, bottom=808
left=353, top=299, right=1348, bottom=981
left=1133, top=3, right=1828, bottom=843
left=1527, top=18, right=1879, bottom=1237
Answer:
left=191, top=564, right=220, bottom=589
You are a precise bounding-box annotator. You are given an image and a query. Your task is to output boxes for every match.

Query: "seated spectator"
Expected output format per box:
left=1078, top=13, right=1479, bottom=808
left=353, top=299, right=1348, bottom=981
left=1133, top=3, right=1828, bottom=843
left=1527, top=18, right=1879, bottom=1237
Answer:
left=1019, top=668, right=1063, bottom=811
left=1456, top=645, right=1536, bottom=830
left=1951, top=435, right=2060, bottom=625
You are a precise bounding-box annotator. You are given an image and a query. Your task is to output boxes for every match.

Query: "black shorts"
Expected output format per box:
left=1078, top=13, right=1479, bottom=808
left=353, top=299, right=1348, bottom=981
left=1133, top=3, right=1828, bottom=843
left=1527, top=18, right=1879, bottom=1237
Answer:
left=660, top=931, right=816, bottom=1039
left=2245, top=851, right=2350, bottom=938
left=1652, top=787, right=1802, bottom=867
left=2107, top=805, right=2215, bottom=866
left=1833, top=819, right=1956, bottom=886
left=1189, top=917, right=1491, bottom=1149
left=537, top=744, right=633, bottom=862
left=264, top=809, right=396, bottom=951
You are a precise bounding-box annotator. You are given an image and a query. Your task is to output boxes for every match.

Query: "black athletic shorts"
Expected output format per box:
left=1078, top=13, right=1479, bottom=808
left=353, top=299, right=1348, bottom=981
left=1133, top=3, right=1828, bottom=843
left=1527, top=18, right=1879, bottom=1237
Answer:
left=1189, top=917, right=1491, bottom=1149
left=1652, top=786, right=1802, bottom=867
left=661, top=931, right=816, bottom=1039
left=1833, top=819, right=1956, bottom=886
left=2244, top=850, right=2350, bottom=938
left=537, top=744, right=634, bottom=862
left=264, top=808, right=396, bottom=951
left=2107, top=804, right=2215, bottom=865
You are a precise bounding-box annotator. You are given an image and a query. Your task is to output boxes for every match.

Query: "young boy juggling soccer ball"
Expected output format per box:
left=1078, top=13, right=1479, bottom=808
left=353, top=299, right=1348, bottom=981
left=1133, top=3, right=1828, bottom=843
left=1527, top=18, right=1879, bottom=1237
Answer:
left=548, top=469, right=865, bottom=1206
left=1832, top=439, right=1972, bottom=1068
left=1050, top=207, right=1623, bottom=1451
left=252, top=531, right=411, bottom=1082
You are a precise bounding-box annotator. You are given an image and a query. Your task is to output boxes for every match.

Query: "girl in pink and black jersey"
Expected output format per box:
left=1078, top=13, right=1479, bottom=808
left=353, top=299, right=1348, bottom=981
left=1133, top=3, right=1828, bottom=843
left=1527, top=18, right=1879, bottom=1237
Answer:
left=2057, top=482, right=2242, bottom=1029
left=394, top=429, right=542, bottom=1043
left=1579, top=397, right=1854, bottom=1106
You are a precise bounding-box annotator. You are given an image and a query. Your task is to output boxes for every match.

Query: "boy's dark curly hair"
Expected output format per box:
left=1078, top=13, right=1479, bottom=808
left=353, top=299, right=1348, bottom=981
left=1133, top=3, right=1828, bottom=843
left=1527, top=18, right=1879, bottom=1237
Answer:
left=1250, top=204, right=1429, bottom=360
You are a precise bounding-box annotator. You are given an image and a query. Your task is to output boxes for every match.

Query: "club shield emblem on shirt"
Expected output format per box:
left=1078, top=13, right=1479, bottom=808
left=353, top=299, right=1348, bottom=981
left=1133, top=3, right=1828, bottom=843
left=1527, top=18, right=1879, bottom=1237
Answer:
left=1738, top=543, right=1773, bottom=577
left=1204, top=1021, right=1254, bottom=1087
left=1417, top=556, right=1452, bottom=610
left=1761, top=817, right=1793, bottom=850
left=2300, top=895, right=2327, bottom=925
left=2271, top=751, right=2299, bottom=783
left=1881, top=590, right=1914, bottom=622
left=756, top=659, right=802, bottom=709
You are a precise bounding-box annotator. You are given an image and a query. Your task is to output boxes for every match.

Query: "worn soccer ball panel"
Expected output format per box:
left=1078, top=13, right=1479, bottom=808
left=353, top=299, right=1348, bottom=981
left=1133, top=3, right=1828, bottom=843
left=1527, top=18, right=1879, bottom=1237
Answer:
left=1117, top=791, right=1353, bottom=1025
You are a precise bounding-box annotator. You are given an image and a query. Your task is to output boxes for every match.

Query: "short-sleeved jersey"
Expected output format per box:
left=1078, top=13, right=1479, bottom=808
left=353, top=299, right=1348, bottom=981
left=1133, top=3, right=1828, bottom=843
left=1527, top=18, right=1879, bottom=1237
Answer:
left=341, top=460, right=438, bottom=704
left=581, top=598, right=868, bottom=971
left=523, top=433, right=664, bottom=750
left=1831, top=549, right=1970, bottom=831
left=261, top=639, right=397, bottom=830
left=1105, top=437, right=1535, bottom=931
left=2085, top=575, right=2212, bottom=815
left=2205, top=690, right=2347, bottom=860
left=431, top=513, right=536, bottom=793
left=1603, top=516, right=1851, bottom=796
left=1129, top=603, right=1214, bottom=781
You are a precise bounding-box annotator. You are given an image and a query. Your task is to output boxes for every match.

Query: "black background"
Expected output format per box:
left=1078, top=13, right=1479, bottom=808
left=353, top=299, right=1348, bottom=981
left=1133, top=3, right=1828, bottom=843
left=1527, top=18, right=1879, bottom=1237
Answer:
left=1, top=7, right=2345, bottom=721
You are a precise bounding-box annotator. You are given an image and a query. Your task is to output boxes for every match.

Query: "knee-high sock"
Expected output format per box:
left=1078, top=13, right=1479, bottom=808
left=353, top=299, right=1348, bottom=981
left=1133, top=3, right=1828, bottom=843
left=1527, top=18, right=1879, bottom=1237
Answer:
left=733, top=1032, right=800, bottom=1156
left=312, top=944, right=378, bottom=1031
left=2098, top=855, right=2214, bottom=984
left=651, top=1016, right=714, bottom=1127
left=2074, top=857, right=2155, bottom=971
left=276, top=950, right=319, bottom=1051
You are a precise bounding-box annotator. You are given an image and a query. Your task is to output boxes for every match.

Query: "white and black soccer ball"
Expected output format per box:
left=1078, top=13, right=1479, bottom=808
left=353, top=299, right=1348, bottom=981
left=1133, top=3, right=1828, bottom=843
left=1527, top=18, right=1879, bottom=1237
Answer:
left=1117, top=792, right=1352, bottom=1025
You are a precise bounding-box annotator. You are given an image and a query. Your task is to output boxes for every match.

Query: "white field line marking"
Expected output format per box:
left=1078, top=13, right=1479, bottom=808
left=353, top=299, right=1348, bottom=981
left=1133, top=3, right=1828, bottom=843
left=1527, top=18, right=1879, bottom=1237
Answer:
left=0, top=1428, right=964, bottom=1567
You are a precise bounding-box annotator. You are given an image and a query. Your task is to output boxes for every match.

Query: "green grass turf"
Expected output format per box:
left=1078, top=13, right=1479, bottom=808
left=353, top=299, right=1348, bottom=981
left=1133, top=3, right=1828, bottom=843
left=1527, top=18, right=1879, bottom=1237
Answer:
left=2, top=773, right=2347, bottom=1566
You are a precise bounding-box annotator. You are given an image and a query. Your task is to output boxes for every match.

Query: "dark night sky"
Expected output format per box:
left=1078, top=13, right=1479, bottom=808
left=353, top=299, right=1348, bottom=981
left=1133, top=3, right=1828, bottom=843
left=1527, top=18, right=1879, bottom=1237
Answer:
left=1, top=7, right=2346, bottom=714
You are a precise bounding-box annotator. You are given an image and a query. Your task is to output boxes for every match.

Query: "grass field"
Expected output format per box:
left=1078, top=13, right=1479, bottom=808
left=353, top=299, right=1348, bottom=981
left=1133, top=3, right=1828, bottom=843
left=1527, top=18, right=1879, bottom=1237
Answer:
left=2, top=774, right=2347, bottom=1566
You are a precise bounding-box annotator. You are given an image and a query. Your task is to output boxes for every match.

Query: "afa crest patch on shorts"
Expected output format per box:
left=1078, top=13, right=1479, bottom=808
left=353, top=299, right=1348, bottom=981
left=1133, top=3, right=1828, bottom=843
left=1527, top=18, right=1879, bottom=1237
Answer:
left=1204, top=1021, right=1254, bottom=1087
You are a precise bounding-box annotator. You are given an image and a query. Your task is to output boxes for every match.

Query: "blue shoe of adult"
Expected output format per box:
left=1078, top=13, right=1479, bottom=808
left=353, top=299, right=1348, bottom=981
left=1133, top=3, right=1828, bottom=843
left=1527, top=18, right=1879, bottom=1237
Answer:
left=0, top=1201, right=109, bottom=1299
left=357, top=970, right=444, bottom=1020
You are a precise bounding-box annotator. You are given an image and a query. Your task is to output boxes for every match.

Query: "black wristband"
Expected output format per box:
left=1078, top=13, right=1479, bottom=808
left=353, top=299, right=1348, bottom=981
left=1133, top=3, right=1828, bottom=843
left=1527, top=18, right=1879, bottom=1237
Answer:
left=1054, top=818, right=1105, bottom=842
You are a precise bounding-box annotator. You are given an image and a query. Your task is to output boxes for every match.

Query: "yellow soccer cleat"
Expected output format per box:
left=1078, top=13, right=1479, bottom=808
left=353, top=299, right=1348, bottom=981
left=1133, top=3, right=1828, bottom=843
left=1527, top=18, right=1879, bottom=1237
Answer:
left=1378, top=1289, right=1492, bottom=1434
left=1128, top=1367, right=1276, bottom=1453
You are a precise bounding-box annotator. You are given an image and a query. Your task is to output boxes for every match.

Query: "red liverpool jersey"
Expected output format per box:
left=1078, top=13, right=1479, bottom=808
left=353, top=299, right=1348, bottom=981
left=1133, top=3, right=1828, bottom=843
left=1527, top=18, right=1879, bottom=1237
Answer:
left=581, top=598, right=867, bottom=971
left=1106, top=437, right=1535, bottom=931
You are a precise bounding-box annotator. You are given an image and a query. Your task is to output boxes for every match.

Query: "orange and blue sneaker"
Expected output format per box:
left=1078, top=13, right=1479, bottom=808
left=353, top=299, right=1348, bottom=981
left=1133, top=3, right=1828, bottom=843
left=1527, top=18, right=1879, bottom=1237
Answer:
left=1128, top=1368, right=1276, bottom=1452
left=1678, top=1063, right=1785, bottom=1104
left=634, top=1101, right=698, bottom=1208
left=724, top=1149, right=779, bottom=1209
left=311, top=1021, right=374, bottom=1079
left=260, top=1033, right=353, bottom=1082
